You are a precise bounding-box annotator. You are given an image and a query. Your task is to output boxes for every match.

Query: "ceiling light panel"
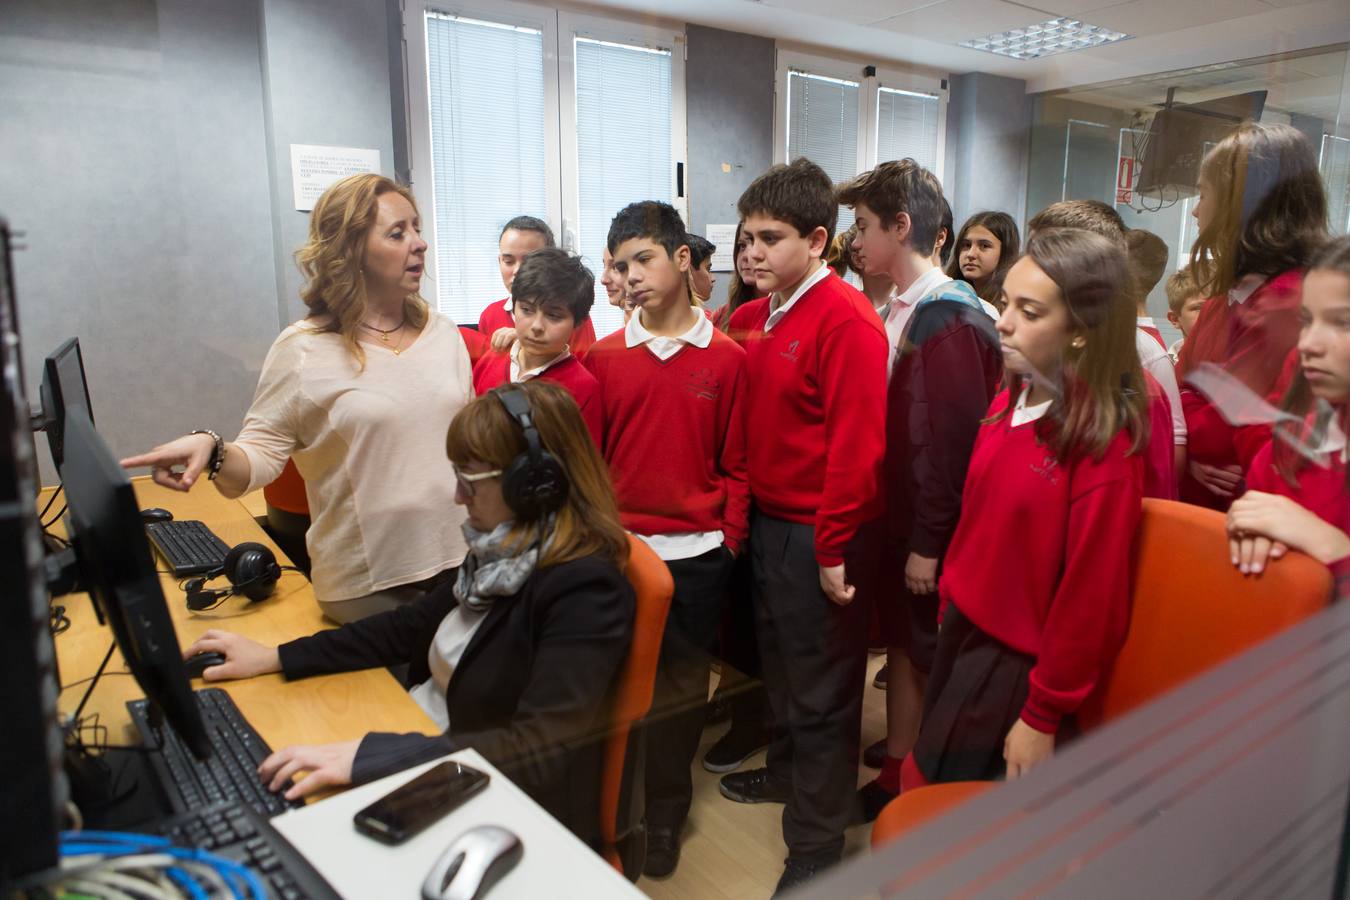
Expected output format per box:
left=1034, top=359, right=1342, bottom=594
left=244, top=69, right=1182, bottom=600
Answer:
left=958, top=17, right=1132, bottom=59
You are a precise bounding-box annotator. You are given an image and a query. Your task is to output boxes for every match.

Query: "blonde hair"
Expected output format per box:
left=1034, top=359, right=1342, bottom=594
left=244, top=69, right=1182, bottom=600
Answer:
left=1164, top=266, right=1202, bottom=314
left=446, top=381, right=629, bottom=570
left=294, top=174, right=429, bottom=367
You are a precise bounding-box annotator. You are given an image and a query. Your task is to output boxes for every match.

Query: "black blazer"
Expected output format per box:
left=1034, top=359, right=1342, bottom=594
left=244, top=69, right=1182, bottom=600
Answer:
left=277, top=555, right=636, bottom=846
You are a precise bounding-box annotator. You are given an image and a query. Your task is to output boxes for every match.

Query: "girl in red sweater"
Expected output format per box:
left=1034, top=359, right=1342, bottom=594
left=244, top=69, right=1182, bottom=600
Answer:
left=1228, top=235, right=1350, bottom=599
left=1178, top=123, right=1329, bottom=509
left=902, top=228, right=1149, bottom=788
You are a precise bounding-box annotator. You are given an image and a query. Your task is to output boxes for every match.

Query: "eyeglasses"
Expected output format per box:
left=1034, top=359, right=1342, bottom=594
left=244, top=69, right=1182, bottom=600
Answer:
left=453, top=467, right=502, bottom=498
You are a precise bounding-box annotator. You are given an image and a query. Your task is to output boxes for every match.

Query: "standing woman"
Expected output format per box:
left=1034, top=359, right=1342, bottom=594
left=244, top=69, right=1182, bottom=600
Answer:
left=945, top=211, right=1020, bottom=313
left=902, top=228, right=1148, bottom=788
left=122, top=174, right=475, bottom=623
left=1177, top=122, right=1329, bottom=510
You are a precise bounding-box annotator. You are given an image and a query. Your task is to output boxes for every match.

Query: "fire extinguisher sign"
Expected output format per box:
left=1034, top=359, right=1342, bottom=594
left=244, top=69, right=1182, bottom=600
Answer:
left=1117, top=155, right=1137, bottom=206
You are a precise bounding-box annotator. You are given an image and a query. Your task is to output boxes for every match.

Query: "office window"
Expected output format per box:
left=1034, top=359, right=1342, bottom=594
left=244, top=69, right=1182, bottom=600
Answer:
left=406, top=2, right=685, bottom=337
left=876, top=87, right=941, bottom=171
left=572, top=37, right=674, bottom=337
left=777, top=52, right=946, bottom=237
left=424, top=13, right=549, bottom=324
left=1322, top=134, right=1350, bottom=235
left=786, top=71, right=860, bottom=232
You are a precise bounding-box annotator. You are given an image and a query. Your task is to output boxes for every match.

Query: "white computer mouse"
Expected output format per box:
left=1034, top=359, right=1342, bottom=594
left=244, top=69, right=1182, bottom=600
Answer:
left=421, top=825, right=524, bottom=900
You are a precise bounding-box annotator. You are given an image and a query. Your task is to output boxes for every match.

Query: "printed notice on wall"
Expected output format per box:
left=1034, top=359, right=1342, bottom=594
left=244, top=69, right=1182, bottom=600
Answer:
left=706, top=224, right=738, bottom=272
left=290, top=145, right=382, bottom=211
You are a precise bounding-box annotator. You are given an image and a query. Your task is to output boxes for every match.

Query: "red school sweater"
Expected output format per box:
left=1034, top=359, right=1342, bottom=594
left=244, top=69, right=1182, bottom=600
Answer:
left=582, top=329, right=751, bottom=552
left=1246, top=411, right=1350, bottom=593
left=472, top=352, right=604, bottom=448
left=478, top=297, right=598, bottom=360
left=734, top=272, right=888, bottom=566
left=939, top=390, right=1144, bottom=734
left=1178, top=270, right=1304, bottom=509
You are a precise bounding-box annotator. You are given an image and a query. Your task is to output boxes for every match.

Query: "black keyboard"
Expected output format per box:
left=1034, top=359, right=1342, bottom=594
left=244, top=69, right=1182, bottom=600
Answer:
left=128, top=688, right=303, bottom=819
left=148, top=800, right=341, bottom=900
left=146, top=518, right=231, bottom=575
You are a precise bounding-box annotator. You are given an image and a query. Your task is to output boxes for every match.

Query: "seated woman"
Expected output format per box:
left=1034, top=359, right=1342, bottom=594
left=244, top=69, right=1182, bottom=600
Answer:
left=182, top=381, right=635, bottom=846
left=1228, top=235, right=1350, bottom=600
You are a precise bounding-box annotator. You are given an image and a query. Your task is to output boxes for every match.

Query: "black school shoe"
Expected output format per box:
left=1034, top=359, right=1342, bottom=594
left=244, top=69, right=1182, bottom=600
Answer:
left=854, top=778, right=899, bottom=824
left=702, top=722, right=770, bottom=773
left=643, top=824, right=681, bottom=878
left=862, top=737, right=887, bottom=769
left=718, top=767, right=791, bottom=804
left=773, top=856, right=837, bottom=897
left=873, top=663, right=889, bottom=689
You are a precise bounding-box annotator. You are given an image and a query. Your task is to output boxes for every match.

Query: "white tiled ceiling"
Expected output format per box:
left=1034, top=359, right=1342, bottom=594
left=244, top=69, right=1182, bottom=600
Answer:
left=875, top=0, right=1050, bottom=44
left=1083, top=0, right=1275, bottom=37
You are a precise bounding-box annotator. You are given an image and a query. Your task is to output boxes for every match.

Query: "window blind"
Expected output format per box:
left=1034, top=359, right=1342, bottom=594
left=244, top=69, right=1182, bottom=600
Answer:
left=786, top=70, right=859, bottom=234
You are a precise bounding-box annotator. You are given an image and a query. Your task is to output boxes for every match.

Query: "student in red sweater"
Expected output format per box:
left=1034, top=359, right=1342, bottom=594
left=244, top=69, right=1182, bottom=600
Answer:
left=837, top=161, right=1004, bottom=820
left=901, top=227, right=1148, bottom=791
left=1027, top=201, right=1183, bottom=499
left=582, top=201, right=748, bottom=878
left=1178, top=123, right=1330, bottom=510
left=1228, top=235, right=1350, bottom=600
left=472, top=248, right=603, bottom=446
left=479, top=216, right=598, bottom=358
left=719, top=159, right=887, bottom=895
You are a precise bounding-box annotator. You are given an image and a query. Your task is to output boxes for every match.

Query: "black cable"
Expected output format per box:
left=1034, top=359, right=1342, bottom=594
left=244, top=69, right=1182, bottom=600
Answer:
left=41, top=502, right=66, bottom=529
left=71, top=640, right=115, bottom=724
left=38, top=482, right=63, bottom=522
left=58, top=669, right=131, bottom=693
left=49, top=603, right=70, bottom=635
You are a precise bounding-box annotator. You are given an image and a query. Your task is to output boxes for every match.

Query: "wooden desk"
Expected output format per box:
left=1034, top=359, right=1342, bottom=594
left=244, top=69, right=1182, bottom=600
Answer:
left=52, top=477, right=438, bottom=762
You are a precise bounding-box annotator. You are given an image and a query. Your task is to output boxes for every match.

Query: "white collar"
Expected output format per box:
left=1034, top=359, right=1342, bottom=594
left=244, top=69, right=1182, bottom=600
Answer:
left=624, top=307, right=713, bottom=350
left=892, top=266, right=950, bottom=310
left=1318, top=415, right=1348, bottom=462
left=1228, top=274, right=1265, bottom=306
left=510, top=343, right=570, bottom=382
left=1011, top=387, right=1052, bottom=427
left=765, top=263, right=831, bottom=331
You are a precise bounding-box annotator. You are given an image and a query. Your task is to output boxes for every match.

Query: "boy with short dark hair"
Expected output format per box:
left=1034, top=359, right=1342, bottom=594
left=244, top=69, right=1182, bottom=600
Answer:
left=584, top=201, right=749, bottom=879
left=1126, top=228, right=1171, bottom=347
left=722, top=158, right=887, bottom=895
left=479, top=216, right=597, bottom=358
left=1026, top=199, right=1127, bottom=244
left=473, top=247, right=603, bottom=444
left=686, top=234, right=717, bottom=305
left=838, top=160, right=1003, bottom=820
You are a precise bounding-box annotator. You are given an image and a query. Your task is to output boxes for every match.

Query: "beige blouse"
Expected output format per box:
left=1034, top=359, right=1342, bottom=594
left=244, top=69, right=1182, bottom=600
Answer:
left=234, top=313, right=473, bottom=603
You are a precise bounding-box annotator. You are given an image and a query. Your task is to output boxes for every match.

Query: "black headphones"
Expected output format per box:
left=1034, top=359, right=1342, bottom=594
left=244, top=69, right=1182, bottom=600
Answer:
left=492, top=385, right=569, bottom=520
left=184, top=541, right=285, bottom=611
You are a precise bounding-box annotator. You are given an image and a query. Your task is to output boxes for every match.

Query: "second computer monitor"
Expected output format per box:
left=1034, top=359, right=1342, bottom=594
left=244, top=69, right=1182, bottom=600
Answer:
left=58, top=409, right=210, bottom=759
left=40, top=336, right=93, bottom=469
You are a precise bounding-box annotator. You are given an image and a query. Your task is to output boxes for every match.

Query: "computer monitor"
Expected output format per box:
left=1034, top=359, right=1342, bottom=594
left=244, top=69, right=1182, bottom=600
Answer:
left=58, top=409, right=211, bottom=759
left=38, top=336, right=93, bottom=469
left=0, top=216, right=66, bottom=884
left=1134, top=91, right=1268, bottom=196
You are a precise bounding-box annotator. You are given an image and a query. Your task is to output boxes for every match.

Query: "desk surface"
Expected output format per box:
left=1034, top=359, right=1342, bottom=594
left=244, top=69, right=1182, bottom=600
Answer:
left=52, top=477, right=439, bottom=762
left=274, top=750, right=645, bottom=900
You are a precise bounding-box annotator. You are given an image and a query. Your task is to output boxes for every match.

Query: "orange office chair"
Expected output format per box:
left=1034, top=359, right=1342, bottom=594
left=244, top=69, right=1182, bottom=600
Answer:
left=872, top=499, right=1334, bottom=847
left=262, top=459, right=311, bottom=573
left=599, top=535, right=674, bottom=878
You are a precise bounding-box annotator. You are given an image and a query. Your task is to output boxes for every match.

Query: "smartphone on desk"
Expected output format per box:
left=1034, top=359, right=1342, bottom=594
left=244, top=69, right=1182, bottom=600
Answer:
left=353, top=760, right=490, bottom=845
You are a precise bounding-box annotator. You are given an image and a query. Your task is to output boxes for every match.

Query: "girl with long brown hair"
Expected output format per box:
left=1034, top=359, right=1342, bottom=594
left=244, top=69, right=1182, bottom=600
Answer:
left=945, top=211, right=1021, bottom=313
left=1227, top=235, right=1350, bottom=594
left=181, top=380, right=635, bottom=846
left=1178, top=122, right=1329, bottom=510
left=122, top=174, right=476, bottom=622
left=899, top=228, right=1148, bottom=790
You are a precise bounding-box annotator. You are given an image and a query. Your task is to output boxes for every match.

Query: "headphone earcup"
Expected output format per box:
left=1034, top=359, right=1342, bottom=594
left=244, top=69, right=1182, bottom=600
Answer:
left=501, top=450, right=569, bottom=520
left=222, top=541, right=281, bottom=602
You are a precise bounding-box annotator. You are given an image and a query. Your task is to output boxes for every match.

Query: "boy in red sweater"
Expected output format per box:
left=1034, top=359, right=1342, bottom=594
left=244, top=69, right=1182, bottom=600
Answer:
left=479, top=216, right=598, bottom=358
left=473, top=248, right=603, bottom=445
left=584, top=201, right=749, bottom=878
left=838, top=160, right=1003, bottom=820
left=721, top=159, right=888, bottom=895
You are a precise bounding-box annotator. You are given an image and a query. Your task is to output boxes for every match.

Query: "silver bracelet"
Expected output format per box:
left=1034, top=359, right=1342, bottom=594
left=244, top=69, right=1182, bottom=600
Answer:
left=189, top=429, right=226, bottom=480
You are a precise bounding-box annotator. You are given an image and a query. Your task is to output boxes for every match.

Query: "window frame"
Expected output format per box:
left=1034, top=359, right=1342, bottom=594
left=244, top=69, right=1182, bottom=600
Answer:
left=774, top=49, right=948, bottom=182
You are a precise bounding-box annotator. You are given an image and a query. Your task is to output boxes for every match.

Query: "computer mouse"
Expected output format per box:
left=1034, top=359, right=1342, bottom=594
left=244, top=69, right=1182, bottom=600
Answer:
left=183, top=651, right=226, bottom=679
left=140, top=507, right=173, bottom=523
left=421, top=825, right=523, bottom=900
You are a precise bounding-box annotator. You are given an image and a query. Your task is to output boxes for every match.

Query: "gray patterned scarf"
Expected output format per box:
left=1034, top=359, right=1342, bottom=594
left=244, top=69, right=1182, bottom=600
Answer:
left=453, top=518, right=552, bottom=612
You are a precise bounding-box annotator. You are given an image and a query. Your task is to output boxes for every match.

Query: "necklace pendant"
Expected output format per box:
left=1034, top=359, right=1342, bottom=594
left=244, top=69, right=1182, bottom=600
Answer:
left=379, top=332, right=390, bottom=343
